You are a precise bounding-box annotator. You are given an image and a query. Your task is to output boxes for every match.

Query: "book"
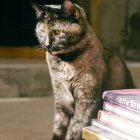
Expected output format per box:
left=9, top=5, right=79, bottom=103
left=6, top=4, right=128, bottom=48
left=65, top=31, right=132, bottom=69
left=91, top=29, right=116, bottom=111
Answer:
left=91, top=119, right=138, bottom=140
left=102, top=89, right=140, bottom=113
left=82, top=125, right=126, bottom=140
left=98, top=110, right=140, bottom=139
left=103, top=101, right=140, bottom=123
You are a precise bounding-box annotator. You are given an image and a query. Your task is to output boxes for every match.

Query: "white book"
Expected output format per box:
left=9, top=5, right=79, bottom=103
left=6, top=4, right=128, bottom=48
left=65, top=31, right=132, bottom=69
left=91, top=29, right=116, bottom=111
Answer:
left=103, top=101, right=140, bottom=123
left=98, top=110, right=140, bottom=139
left=83, top=125, right=126, bottom=140
left=92, top=119, right=138, bottom=140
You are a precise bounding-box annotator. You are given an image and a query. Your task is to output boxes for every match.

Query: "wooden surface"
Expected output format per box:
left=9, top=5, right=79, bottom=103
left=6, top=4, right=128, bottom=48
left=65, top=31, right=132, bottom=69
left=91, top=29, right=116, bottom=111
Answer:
left=0, top=47, right=45, bottom=58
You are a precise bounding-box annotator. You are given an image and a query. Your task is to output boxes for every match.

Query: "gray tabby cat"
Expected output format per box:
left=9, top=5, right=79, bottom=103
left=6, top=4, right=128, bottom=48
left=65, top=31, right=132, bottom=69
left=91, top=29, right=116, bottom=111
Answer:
left=32, top=0, right=135, bottom=140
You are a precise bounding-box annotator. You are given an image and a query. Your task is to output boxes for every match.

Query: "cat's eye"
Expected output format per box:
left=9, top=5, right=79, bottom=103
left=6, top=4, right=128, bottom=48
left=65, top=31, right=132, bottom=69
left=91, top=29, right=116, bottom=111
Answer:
left=60, top=30, right=65, bottom=36
left=39, top=30, right=46, bottom=36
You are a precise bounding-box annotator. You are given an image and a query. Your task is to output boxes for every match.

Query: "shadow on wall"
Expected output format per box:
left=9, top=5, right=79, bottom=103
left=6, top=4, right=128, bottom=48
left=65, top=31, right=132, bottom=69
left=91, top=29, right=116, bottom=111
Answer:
left=96, top=0, right=140, bottom=61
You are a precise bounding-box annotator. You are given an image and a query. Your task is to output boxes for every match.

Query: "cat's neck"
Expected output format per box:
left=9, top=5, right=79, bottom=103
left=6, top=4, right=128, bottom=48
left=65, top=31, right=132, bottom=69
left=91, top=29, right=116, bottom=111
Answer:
left=57, top=47, right=89, bottom=62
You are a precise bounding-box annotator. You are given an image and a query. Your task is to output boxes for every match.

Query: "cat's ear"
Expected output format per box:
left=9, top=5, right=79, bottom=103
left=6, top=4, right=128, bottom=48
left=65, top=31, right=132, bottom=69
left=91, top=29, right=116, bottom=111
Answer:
left=61, top=0, right=79, bottom=19
left=31, top=2, right=46, bottom=19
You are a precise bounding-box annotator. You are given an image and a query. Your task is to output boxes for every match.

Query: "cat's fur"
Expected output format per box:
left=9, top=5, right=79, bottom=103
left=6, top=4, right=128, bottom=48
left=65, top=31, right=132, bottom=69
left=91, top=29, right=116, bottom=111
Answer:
left=32, top=1, right=135, bottom=140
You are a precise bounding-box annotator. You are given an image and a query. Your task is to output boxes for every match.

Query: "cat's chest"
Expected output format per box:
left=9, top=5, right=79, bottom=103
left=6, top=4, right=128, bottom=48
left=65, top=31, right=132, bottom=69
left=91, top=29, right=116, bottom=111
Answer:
left=47, top=55, right=76, bottom=81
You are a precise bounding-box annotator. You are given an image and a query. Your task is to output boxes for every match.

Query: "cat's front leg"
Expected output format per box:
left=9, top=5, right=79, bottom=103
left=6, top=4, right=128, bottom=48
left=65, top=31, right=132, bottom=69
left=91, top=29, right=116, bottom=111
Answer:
left=65, top=96, right=99, bottom=140
left=51, top=101, right=70, bottom=140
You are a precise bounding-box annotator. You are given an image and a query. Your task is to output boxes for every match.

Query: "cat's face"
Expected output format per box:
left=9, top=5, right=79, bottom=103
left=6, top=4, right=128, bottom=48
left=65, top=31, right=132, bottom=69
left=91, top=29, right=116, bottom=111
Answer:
left=32, top=0, right=87, bottom=55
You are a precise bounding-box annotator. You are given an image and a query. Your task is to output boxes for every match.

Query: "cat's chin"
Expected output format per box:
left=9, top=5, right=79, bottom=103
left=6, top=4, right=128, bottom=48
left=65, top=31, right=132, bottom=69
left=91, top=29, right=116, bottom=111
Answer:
left=49, top=50, right=65, bottom=55
left=47, top=48, right=72, bottom=55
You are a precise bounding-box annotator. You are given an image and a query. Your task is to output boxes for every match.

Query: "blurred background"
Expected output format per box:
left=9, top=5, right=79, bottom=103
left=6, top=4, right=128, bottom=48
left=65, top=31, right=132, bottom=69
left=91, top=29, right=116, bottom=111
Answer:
left=0, top=0, right=140, bottom=96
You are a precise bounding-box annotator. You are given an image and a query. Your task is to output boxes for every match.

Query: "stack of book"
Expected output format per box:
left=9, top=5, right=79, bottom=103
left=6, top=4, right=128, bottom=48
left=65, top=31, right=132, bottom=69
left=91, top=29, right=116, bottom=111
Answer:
left=82, top=89, right=140, bottom=140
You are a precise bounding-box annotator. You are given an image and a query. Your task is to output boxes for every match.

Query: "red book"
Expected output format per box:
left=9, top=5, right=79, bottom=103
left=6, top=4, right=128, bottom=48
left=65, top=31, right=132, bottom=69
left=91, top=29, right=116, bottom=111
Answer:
left=102, top=89, right=140, bottom=113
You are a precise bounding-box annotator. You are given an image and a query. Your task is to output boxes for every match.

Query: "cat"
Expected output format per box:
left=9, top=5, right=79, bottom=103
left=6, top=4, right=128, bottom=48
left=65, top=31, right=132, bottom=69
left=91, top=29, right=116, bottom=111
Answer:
left=32, top=0, right=135, bottom=140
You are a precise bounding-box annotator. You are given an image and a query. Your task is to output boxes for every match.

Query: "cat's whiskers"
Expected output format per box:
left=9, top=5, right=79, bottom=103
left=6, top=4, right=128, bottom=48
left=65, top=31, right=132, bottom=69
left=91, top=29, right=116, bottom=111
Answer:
left=32, top=45, right=45, bottom=53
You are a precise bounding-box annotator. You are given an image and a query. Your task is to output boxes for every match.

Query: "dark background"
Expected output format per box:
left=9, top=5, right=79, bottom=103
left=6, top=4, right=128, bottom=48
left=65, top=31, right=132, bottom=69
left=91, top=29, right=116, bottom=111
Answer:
left=0, top=0, right=71, bottom=46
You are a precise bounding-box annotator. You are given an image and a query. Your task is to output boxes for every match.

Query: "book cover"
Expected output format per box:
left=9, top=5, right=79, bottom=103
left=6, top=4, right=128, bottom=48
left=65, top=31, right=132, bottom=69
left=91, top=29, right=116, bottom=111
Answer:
left=91, top=119, right=138, bottom=140
left=82, top=125, right=126, bottom=140
left=98, top=110, right=140, bottom=139
left=102, top=89, right=140, bottom=112
left=103, top=101, right=140, bottom=123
